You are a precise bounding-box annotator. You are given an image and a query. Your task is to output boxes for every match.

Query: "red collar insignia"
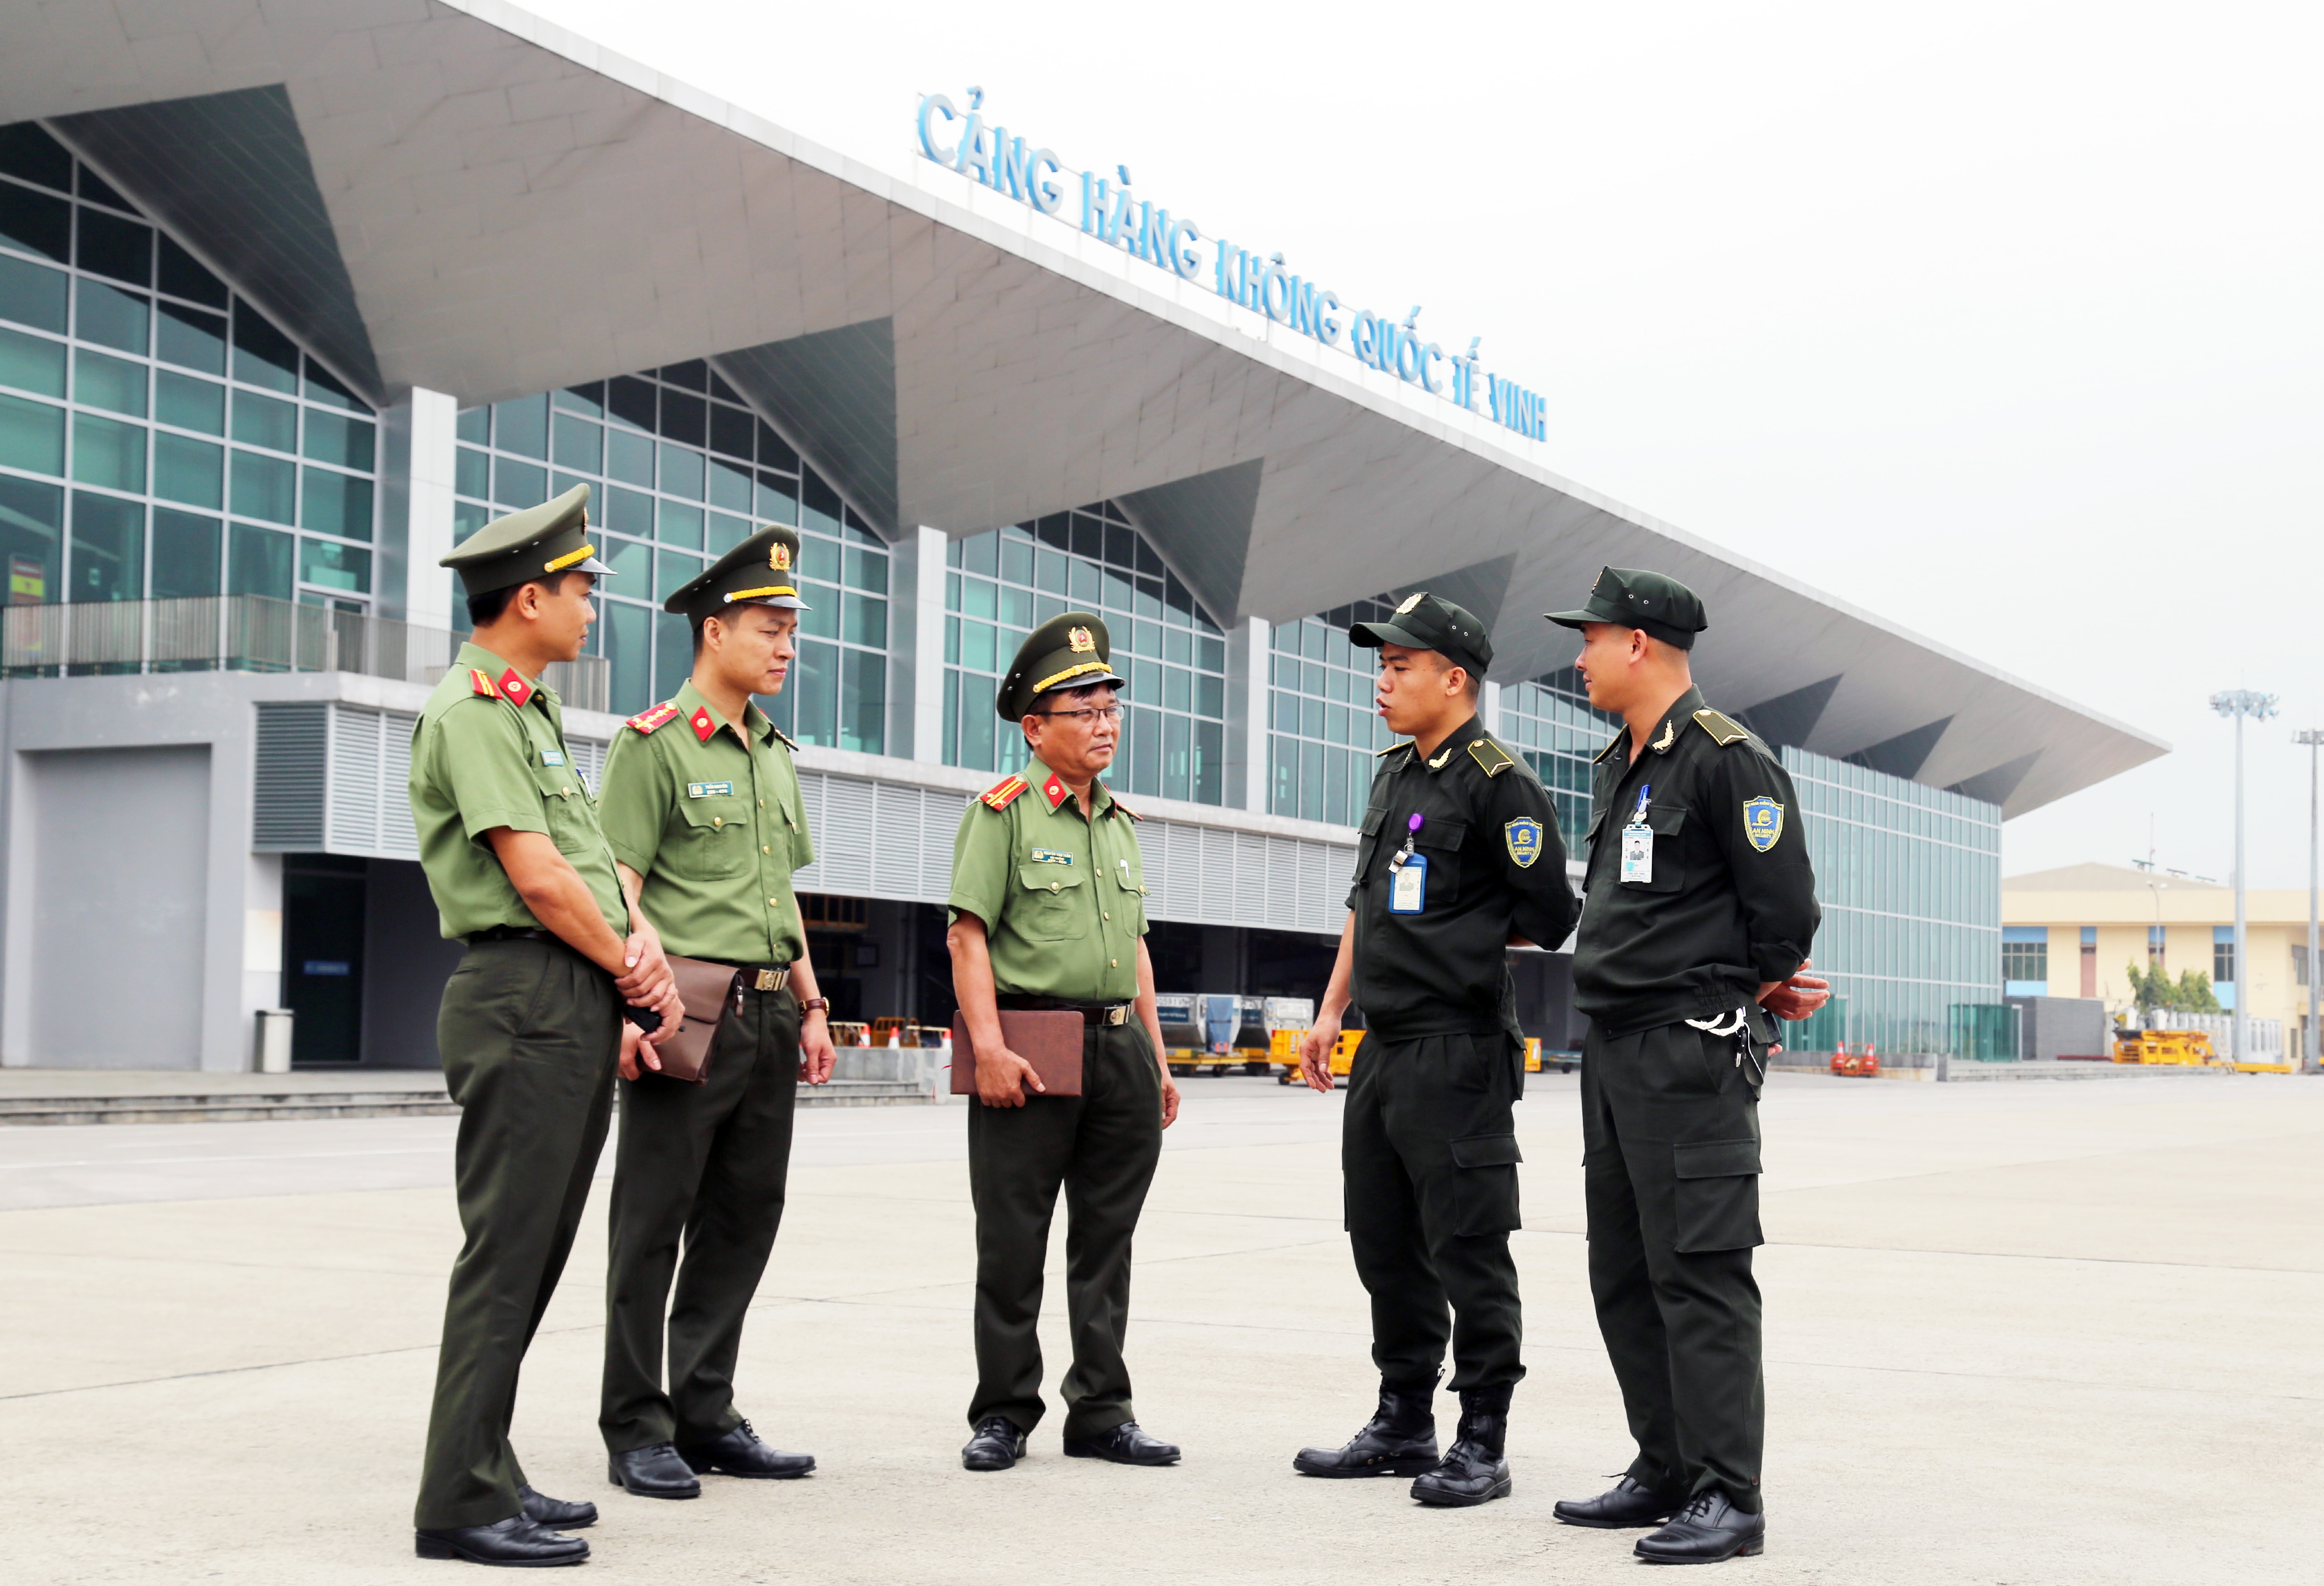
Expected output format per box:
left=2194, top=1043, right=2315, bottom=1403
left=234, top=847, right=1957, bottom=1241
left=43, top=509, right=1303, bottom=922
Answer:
left=469, top=668, right=497, bottom=697
left=690, top=707, right=716, bottom=742
left=1041, top=773, right=1068, bottom=810
left=497, top=669, right=532, bottom=707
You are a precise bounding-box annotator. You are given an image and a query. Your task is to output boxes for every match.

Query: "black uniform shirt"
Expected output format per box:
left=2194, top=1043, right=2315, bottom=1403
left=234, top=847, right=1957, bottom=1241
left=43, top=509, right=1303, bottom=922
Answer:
left=1572, top=685, right=1820, bottom=1037
left=1347, top=713, right=1580, bottom=1040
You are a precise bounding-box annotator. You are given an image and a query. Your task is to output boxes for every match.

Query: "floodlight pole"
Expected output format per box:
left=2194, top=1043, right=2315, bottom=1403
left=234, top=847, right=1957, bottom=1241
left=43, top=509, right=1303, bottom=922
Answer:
left=2211, top=691, right=2278, bottom=1067
left=2299, top=729, right=2324, bottom=1072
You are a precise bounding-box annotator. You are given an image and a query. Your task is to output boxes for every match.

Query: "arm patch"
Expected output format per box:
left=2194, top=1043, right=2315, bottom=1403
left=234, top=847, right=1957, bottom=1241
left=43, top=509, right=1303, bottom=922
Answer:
left=1468, top=737, right=1516, bottom=778
left=1692, top=708, right=1752, bottom=747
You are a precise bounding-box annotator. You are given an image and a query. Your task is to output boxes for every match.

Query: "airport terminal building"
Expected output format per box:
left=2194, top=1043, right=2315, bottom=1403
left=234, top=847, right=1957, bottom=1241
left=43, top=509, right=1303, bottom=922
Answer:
left=0, top=0, right=2165, bottom=1071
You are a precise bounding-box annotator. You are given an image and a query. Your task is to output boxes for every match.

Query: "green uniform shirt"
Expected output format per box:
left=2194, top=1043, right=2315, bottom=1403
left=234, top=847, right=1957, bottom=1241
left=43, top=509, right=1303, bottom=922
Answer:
left=410, top=641, right=627, bottom=943
left=596, top=680, right=815, bottom=965
left=947, top=758, right=1147, bottom=1002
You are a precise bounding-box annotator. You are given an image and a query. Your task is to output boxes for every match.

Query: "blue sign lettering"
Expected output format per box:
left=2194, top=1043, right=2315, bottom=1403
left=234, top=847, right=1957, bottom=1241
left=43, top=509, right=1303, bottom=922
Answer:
left=913, top=91, right=1547, bottom=443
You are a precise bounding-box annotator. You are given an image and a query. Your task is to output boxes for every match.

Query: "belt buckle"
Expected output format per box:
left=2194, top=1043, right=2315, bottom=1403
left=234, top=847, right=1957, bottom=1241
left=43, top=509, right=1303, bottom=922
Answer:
left=1103, top=1003, right=1128, bottom=1026
left=755, top=969, right=782, bottom=992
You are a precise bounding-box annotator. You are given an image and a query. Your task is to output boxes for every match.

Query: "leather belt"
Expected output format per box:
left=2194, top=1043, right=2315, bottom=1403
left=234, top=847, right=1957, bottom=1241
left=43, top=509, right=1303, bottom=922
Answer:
left=467, top=925, right=554, bottom=946
left=705, top=960, right=791, bottom=993
left=995, top=994, right=1132, bottom=1027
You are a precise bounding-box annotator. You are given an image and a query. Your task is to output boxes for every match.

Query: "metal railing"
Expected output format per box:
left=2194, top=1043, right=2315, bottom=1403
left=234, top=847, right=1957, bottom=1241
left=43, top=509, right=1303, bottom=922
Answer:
left=0, top=596, right=609, bottom=713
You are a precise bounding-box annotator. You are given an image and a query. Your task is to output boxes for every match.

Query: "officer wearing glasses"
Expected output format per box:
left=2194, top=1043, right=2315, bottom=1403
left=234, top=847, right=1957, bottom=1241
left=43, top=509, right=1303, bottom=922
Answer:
left=945, top=612, right=1183, bottom=1474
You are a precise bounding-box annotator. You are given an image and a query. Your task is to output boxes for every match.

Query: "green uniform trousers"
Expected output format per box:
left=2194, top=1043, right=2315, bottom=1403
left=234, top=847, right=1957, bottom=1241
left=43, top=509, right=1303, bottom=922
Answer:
left=1343, top=1030, right=1527, bottom=1393
left=415, top=938, right=618, bottom=1531
left=1581, top=1020, right=1765, bottom=1513
left=600, top=983, right=800, bottom=1452
left=965, top=1023, right=1163, bottom=1439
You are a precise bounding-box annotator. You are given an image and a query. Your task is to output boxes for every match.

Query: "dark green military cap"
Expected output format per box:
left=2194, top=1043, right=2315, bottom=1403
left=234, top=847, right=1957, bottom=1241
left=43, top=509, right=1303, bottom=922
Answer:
left=441, top=482, right=614, bottom=596
left=662, top=523, right=812, bottom=618
left=997, top=611, right=1127, bottom=721
left=1545, top=566, right=1708, bottom=650
left=1349, top=591, right=1494, bottom=679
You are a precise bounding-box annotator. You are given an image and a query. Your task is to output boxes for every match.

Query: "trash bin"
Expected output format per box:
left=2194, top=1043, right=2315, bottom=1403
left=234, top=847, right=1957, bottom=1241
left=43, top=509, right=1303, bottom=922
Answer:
left=255, top=1008, right=295, bottom=1074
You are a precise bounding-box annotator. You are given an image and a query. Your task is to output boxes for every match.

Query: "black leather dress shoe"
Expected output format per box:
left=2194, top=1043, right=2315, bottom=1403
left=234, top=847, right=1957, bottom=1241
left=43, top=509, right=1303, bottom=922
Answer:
left=518, top=1486, right=597, bottom=1529
left=962, top=1416, right=1028, bottom=1471
left=1553, top=1474, right=1684, bottom=1529
left=1635, top=1491, right=1766, bottom=1563
left=1294, top=1382, right=1439, bottom=1478
left=1409, top=1388, right=1512, bottom=1506
left=607, top=1442, right=701, bottom=1499
left=414, top=1514, right=588, bottom=1567
left=677, top=1420, right=815, bottom=1480
left=1062, top=1421, right=1181, bottom=1465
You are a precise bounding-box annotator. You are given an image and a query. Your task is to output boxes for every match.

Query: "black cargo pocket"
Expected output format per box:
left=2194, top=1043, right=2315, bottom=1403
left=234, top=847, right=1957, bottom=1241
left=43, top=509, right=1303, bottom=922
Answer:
left=1449, top=1131, right=1523, bottom=1235
left=1621, top=805, right=1687, bottom=893
left=1672, top=1137, right=1762, bottom=1253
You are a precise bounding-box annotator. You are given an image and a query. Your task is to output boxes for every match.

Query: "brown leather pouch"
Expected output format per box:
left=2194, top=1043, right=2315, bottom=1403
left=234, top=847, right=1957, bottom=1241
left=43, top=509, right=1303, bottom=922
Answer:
left=950, top=1009, right=1086, bottom=1098
left=646, top=957, right=747, bottom=1085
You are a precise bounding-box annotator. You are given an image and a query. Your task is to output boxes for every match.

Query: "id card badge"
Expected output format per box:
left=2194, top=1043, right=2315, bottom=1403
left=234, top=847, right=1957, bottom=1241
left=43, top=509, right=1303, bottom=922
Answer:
left=1620, top=824, right=1654, bottom=885
left=1388, top=852, right=1428, bottom=913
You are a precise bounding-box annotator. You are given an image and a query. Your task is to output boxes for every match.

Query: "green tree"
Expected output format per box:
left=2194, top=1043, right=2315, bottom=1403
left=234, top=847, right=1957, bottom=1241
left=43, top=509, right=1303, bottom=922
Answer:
left=2122, top=961, right=2222, bottom=1015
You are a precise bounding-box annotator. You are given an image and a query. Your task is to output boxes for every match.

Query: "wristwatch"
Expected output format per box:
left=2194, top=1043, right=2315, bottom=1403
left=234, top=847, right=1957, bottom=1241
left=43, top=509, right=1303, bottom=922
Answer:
left=798, top=997, right=830, bottom=1017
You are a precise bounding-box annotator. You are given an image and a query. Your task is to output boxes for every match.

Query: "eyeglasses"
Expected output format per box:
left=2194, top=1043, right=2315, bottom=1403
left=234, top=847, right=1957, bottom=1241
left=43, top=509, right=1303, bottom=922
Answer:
left=1032, top=705, right=1125, bottom=723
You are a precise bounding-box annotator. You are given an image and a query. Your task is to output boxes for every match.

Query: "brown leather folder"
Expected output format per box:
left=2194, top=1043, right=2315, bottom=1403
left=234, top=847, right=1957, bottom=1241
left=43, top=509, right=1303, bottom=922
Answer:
left=644, top=956, right=743, bottom=1085
left=950, top=1008, right=1085, bottom=1098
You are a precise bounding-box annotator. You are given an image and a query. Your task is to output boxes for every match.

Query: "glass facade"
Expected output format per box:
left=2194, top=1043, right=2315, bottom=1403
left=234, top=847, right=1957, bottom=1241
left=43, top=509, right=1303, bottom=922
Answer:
left=1499, top=668, right=1620, bottom=851
left=1266, top=601, right=1401, bottom=828
left=453, top=363, right=889, bottom=739
left=0, top=122, right=376, bottom=619
left=943, top=503, right=1227, bottom=803
left=1781, top=745, right=2003, bottom=1056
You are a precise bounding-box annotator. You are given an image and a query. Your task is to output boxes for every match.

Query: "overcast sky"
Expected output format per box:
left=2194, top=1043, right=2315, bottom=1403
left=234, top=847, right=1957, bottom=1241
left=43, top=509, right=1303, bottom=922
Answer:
left=530, top=0, right=2323, bottom=886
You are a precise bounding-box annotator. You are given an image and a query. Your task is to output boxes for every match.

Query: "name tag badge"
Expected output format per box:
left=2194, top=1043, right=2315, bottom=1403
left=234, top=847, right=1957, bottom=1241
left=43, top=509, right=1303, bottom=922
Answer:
left=1620, top=823, right=1655, bottom=884
left=1388, top=852, right=1428, bottom=914
left=540, top=750, right=566, bottom=766
left=1029, top=848, right=1073, bottom=865
left=686, top=780, right=735, bottom=799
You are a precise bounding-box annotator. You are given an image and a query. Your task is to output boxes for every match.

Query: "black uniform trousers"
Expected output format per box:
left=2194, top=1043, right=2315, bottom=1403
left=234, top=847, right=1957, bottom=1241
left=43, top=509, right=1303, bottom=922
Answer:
left=600, top=983, right=800, bottom=1453
left=1343, top=1030, right=1527, bottom=1394
left=965, top=1023, right=1163, bottom=1439
left=415, top=938, right=619, bottom=1531
left=1581, top=1020, right=1765, bottom=1513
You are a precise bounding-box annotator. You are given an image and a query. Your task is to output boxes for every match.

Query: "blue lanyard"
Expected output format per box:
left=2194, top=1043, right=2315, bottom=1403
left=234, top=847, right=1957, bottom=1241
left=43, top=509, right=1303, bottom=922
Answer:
left=1630, top=783, right=1651, bottom=823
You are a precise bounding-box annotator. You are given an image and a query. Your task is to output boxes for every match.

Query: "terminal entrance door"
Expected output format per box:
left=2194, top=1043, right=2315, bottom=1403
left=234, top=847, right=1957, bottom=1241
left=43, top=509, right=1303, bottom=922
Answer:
left=283, top=855, right=367, bottom=1066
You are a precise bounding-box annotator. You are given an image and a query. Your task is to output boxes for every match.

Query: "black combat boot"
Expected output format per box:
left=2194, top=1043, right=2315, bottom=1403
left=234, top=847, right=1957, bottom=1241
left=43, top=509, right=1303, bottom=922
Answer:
left=1408, top=1385, right=1512, bottom=1506
left=1293, top=1378, right=1440, bottom=1478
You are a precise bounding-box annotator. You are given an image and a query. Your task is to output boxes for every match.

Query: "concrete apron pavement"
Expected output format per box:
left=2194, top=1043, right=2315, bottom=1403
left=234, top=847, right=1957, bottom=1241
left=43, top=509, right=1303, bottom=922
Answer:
left=1, top=1074, right=2319, bottom=1584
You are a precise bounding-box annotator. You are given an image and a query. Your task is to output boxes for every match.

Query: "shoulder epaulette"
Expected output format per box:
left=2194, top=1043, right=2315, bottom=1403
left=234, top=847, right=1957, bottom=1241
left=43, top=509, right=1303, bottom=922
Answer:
left=1467, top=737, right=1516, bottom=778
left=1108, top=794, right=1143, bottom=822
left=625, top=701, right=681, bottom=735
left=469, top=667, right=498, bottom=698
left=1692, top=708, right=1752, bottom=747
left=768, top=724, right=799, bottom=752
left=1592, top=733, right=1626, bottom=764
left=979, top=774, right=1029, bottom=811
left=1375, top=740, right=1413, bottom=757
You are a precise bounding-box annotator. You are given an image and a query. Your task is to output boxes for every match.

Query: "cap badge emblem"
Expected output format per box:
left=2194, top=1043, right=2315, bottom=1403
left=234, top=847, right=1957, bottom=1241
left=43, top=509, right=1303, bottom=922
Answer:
left=1067, top=626, right=1096, bottom=654
left=770, top=542, right=791, bottom=572
left=1395, top=592, right=1426, bottom=615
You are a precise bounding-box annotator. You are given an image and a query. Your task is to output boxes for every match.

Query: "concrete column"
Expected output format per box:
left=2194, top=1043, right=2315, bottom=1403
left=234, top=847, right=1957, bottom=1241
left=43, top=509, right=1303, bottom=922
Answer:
left=1228, top=616, right=1270, bottom=813
left=381, top=387, right=458, bottom=631
left=1483, top=679, right=1503, bottom=738
left=911, top=525, right=947, bottom=763
left=239, top=852, right=284, bottom=1071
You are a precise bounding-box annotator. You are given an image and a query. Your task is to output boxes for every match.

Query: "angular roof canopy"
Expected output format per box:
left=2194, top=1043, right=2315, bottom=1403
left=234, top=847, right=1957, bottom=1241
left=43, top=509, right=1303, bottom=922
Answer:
left=0, top=0, right=2169, bottom=815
